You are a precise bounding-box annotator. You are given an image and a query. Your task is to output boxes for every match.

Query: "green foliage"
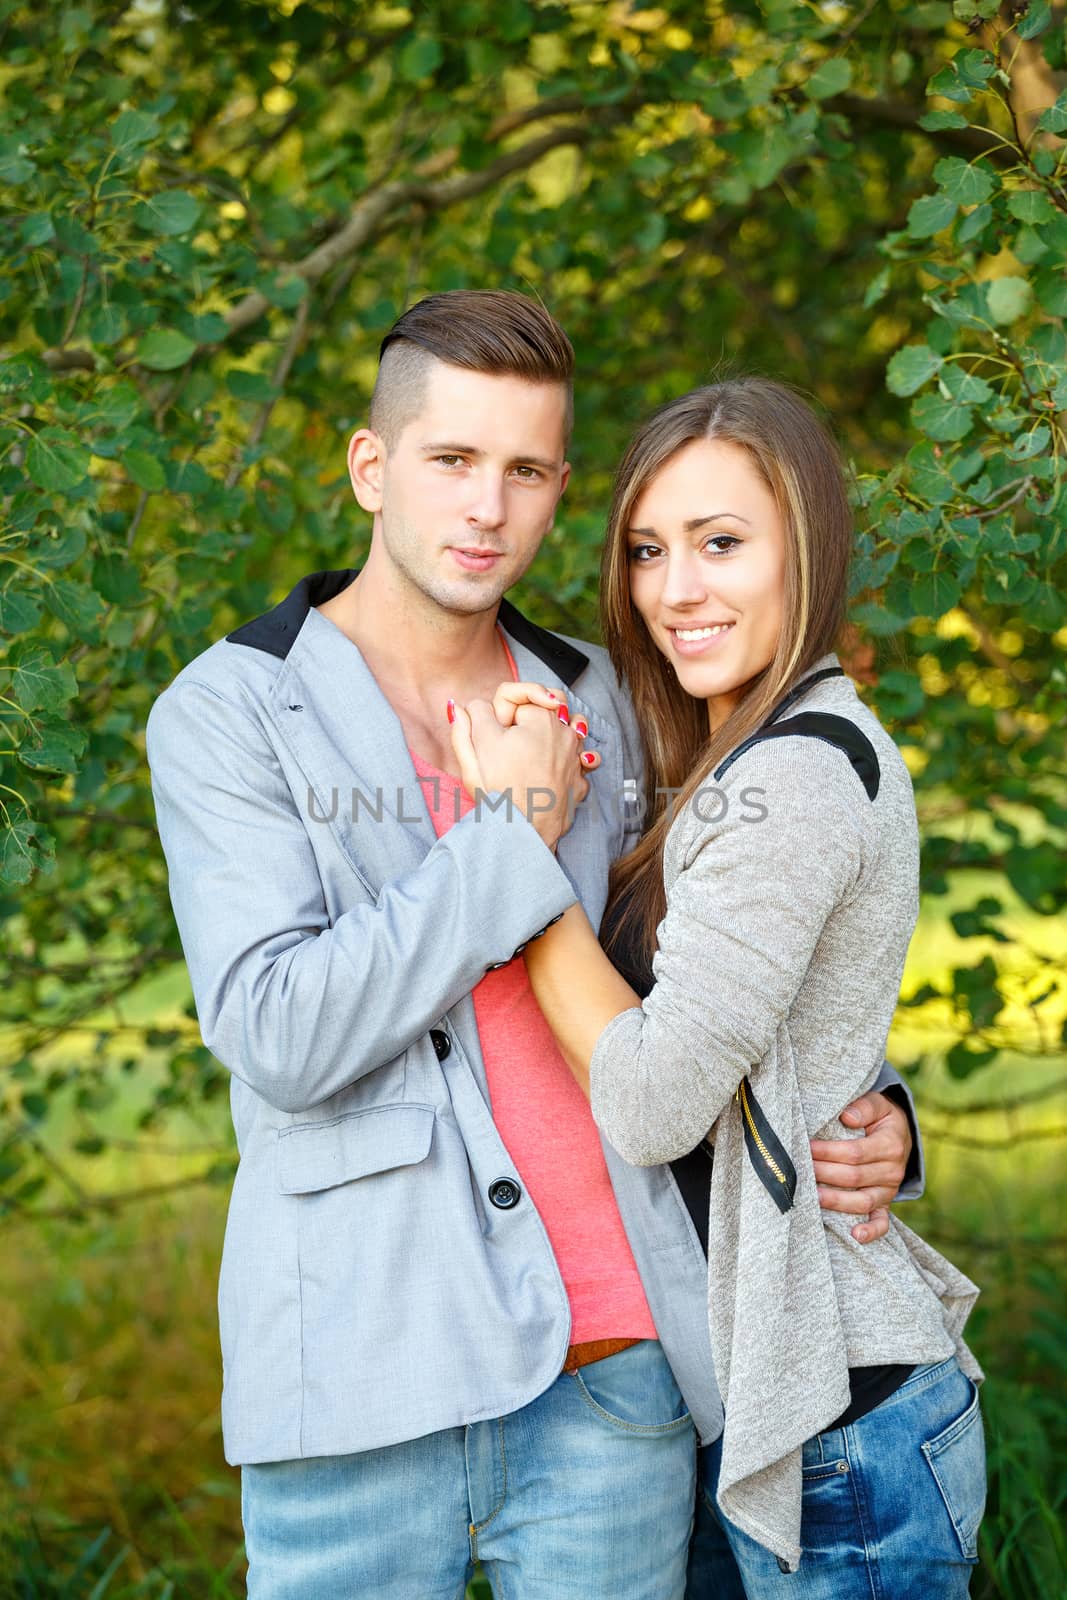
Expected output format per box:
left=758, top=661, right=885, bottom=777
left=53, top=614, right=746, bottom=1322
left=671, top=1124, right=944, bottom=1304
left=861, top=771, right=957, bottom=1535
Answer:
left=0, top=0, right=1063, bottom=1334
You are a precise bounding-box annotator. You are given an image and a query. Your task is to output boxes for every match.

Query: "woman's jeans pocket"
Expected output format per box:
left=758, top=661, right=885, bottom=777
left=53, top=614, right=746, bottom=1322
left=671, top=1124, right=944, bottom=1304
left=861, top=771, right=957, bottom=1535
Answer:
left=921, top=1373, right=986, bottom=1560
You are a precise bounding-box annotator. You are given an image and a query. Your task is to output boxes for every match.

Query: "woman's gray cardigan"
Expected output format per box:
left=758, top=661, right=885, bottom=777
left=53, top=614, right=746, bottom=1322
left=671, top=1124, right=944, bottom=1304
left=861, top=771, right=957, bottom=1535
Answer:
left=590, top=659, right=981, bottom=1572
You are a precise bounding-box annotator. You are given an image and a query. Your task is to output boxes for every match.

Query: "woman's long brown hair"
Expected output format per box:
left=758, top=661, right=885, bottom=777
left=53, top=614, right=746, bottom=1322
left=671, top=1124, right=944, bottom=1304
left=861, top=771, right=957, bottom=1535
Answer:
left=601, top=376, right=854, bottom=962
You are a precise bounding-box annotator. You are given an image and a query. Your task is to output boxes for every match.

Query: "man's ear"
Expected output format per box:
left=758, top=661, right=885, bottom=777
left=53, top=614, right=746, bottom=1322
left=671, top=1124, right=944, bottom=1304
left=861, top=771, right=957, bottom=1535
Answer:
left=559, top=460, right=571, bottom=498
left=348, top=428, right=385, bottom=512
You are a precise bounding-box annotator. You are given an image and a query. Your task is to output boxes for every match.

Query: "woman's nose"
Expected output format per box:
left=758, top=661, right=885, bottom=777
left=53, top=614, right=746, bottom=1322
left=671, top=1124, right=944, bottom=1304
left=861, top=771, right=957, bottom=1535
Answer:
left=660, top=550, right=706, bottom=609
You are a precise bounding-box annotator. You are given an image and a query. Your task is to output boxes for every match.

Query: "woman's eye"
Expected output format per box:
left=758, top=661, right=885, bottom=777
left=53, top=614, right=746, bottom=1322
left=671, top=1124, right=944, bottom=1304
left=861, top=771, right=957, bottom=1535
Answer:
left=705, top=534, right=741, bottom=555
left=629, top=543, right=662, bottom=562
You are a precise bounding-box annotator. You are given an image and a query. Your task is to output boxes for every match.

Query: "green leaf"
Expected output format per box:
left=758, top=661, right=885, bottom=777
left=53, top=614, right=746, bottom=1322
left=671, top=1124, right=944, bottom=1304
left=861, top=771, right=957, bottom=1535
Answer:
left=0, top=355, right=52, bottom=398
left=906, top=192, right=957, bottom=238
left=0, top=588, right=42, bottom=634
left=805, top=57, right=852, bottom=99
left=19, top=720, right=87, bottom=775
left=26, top=428, right=90, bottom=492
left=985, top=276, right=1033, bottom=324
left=1006, top=189, right=1056, bottom=224
left=933, top=156, right=993, bottom=207
left=136, top=328, right=197, bottom=370
left=398, top=35, right=444, bottom=80
left=8, top=643, right=78, bottom=713
left=1016, top=0, right=1051, bottom=40
left=111, top=109, right=160, bottom=150
left=1035, top=270, right=1067, bottom=316
left=1009, top=423, right=1051, bottom=459
left=875, top=668, right=925, bottom=720
left=887, top=344, right=941, bottom=396
left=44, top=578, right=105, bottom=640
left=918, top=110, right=969, bottom=130
left=30, top=524, right=87, bottom=571
left=227, top=368, right=278, bottom=403
left=122, top=447, right=167, bottom=490
left=939, top=364, right=993, bottom=404
left=911, top=392, right=975, bottom=441
left=0, top=818, right=40, bottom=889
left=1036, top=92, right=1067, bottom=133
left=0, top=136, right=34, bottom=184
left=910, top=569, right=963, bottom=616
left=863, top=267, right=890, bottom=310
left=20, top=211, right=55, bottom=248
left=92, top=554, right=146, bottom=606
left=132, top=190, right=201, bottom=236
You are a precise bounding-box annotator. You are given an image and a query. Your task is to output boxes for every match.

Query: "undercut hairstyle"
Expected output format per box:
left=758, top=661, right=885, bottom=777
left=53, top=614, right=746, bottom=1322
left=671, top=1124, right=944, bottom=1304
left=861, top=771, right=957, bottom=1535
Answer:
left=370, top=290, right=575, bottom=448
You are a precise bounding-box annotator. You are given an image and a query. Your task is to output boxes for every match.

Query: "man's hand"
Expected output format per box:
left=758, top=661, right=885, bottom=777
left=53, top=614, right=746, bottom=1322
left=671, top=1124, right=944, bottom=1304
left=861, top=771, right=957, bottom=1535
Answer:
left=449, top=697, right=590, bottom=849
left=809, top=1091, right=913, bottom=1245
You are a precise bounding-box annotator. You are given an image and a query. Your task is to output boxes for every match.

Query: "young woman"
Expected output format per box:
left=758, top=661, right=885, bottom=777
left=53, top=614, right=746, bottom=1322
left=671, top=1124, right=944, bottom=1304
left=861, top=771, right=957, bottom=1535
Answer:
left=450, top=377, right=987, bottom=1597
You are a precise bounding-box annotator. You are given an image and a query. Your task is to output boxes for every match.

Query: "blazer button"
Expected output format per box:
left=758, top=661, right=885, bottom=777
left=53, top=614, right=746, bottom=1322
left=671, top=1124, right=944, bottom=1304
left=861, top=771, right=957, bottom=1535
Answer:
left=429, top=1029, right=451, bottom=1061
left=488, top=1178, right=522, bottom=1210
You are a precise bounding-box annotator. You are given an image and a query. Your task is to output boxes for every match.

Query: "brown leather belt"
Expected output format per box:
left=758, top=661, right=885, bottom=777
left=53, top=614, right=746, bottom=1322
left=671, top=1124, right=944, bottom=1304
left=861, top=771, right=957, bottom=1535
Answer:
left=562, top=1336, right=643, bottom=1374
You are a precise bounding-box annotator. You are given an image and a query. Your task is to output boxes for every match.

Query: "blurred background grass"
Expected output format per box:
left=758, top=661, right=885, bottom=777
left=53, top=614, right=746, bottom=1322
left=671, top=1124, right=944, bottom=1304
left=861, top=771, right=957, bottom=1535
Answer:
left=2, top=886, right=1064, bottom=1598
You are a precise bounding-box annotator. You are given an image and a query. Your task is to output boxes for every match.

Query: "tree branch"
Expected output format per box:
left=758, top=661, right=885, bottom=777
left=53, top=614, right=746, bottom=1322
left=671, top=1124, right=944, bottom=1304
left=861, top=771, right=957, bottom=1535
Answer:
left=1, top=1166, right=235, bottom=1224
left=222, top=120, right=595, bottom=339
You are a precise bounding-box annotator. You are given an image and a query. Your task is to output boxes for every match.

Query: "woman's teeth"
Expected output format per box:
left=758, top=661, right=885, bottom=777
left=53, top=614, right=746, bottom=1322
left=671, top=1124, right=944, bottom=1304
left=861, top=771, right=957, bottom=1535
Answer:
left=674, top=624, right=733, bottom=640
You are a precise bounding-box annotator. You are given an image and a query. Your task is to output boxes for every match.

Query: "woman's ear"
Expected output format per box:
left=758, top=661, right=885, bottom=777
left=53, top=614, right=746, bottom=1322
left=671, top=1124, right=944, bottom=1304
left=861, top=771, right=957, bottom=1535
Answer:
left=348, top=428, right=385, bottom=512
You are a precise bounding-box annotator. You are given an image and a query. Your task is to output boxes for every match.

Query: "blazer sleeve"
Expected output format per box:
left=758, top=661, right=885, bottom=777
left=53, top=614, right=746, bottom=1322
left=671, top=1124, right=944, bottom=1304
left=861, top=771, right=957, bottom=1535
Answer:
left=146, top=676, right=576, bottom=1113
left=588, top=741, right=868, bottom=1165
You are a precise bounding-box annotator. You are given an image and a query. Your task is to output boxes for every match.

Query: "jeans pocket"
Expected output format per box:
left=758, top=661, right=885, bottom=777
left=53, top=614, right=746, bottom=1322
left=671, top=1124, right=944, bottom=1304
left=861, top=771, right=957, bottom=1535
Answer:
left=920, top=1377, right=986, bottom=1561
left=571, top=1342, right=692, bottom=1435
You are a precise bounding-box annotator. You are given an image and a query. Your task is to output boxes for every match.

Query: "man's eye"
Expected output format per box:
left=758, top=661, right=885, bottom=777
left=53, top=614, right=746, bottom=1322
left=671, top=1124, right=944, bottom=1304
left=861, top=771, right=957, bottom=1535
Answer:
left=436, top=454, right=463, bottom=467
left=514, top=465, right=541, bottom=480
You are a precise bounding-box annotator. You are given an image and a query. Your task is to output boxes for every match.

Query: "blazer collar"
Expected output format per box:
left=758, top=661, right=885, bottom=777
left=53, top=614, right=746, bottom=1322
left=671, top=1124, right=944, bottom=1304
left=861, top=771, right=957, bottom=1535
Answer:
left=227, top=568, right=590, bottom=688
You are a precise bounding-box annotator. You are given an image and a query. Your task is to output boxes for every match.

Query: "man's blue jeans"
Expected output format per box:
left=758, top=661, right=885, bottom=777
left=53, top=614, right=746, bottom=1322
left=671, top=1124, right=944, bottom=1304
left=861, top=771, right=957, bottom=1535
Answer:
left=686, top=1356, right=986, bottom=1599
left=242, top=1339, right=696, bottom=1599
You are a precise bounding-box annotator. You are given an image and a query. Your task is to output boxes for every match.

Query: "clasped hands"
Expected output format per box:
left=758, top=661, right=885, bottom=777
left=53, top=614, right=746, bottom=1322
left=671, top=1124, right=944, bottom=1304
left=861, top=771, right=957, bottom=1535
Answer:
left=448, top=681, right=913, bottom=1244
left=448, top=680, right=598, bottom=850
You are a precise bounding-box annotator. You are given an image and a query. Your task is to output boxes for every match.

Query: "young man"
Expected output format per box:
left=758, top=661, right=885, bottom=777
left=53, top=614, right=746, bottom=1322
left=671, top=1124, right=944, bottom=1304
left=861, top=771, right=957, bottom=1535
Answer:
left=147, top=291, right=920, bottom=1600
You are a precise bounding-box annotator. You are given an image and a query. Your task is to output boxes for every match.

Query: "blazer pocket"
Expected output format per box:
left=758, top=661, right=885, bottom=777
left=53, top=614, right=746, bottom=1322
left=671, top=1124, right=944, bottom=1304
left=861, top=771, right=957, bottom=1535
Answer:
left=276, top=1103, right=434, bottom=1194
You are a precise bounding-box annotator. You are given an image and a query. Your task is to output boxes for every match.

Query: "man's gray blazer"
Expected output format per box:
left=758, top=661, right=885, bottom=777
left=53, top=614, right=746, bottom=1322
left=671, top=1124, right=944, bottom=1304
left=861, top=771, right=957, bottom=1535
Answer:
left=146, top=568, right=917, bottom=1467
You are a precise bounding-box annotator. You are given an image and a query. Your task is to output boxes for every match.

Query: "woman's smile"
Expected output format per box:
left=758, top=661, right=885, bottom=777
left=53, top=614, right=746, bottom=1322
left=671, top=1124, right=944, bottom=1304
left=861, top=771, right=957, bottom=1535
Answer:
left=627, top=437, right=786, bottom=728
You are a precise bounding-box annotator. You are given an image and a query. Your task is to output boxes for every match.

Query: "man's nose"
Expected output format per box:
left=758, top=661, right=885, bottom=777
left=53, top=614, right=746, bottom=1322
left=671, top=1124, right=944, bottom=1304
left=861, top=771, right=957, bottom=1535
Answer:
left=660, top=550, right=706, bottom=609
left=467, top=472, right=507, bottom=529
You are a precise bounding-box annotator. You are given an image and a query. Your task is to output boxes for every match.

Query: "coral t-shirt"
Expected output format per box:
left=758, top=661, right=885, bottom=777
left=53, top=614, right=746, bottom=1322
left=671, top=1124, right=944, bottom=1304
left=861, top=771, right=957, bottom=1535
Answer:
left=410, top=720, right=657, bottom=1345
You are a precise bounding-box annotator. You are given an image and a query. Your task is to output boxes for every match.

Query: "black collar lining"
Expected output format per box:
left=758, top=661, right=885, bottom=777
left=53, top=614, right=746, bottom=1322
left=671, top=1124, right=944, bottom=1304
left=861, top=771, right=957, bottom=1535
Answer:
left=226, top=569, right=590, bottom=686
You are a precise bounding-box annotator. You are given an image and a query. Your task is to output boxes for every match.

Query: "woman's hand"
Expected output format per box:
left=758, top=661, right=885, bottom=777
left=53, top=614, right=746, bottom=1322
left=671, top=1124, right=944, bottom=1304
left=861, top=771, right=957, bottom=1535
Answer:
left=448, top=691, right=597, bottom=850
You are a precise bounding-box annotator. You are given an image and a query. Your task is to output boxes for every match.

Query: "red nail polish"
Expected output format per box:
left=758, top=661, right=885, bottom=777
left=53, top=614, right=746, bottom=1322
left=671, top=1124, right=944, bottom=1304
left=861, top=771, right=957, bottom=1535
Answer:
left=546, top=690, right=558, bottom=701
left=557, top=705, right=570, bottom=725
left=580, top=751, right=597, bottom=768
left=573, top=718, right=589, bottom=739
left=446, top=700, right=456, bottom=724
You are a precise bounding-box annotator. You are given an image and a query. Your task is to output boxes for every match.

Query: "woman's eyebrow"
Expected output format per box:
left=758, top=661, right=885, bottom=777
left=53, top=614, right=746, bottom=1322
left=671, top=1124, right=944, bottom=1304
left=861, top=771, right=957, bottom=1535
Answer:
left=627, top=511, right=752, bottom=536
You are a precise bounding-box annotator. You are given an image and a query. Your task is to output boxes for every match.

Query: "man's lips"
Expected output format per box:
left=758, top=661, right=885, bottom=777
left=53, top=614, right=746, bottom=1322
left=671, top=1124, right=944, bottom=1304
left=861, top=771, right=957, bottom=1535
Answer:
left=449, top=546, right=505, bottom=572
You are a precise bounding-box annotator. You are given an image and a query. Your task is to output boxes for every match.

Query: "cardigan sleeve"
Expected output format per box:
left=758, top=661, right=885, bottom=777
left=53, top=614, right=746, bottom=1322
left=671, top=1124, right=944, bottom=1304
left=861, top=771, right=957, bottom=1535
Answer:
left=589, top=739, right=869, bottom=1166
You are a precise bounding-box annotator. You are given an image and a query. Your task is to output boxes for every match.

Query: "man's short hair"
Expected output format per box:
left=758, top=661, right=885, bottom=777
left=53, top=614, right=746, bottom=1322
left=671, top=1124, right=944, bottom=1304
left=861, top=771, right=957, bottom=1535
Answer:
left=370, top=290, right=575, bottom=448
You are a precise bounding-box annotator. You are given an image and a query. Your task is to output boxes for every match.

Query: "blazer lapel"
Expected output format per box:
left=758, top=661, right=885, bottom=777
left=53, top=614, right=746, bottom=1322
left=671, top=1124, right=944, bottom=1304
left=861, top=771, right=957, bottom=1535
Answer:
left=264, top=606, right=438, bottom=891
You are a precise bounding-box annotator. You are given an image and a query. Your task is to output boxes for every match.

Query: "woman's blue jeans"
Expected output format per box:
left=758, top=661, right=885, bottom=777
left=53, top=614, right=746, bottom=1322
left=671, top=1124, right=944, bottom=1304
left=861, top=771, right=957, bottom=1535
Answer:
left=686, top=1356, right=986, bottom=1599
left=242, top=1338, right=695, bottom=1599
